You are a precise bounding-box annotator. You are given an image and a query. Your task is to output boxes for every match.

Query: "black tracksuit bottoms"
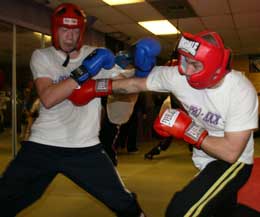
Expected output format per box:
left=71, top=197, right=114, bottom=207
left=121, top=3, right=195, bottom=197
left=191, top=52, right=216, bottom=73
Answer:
left=166, top=160, right=252, bottom=217
left=0, top=141, right=143, bottom=217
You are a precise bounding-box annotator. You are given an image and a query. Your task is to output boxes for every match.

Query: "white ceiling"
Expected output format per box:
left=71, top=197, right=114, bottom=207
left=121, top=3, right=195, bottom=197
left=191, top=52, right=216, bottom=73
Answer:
left=32, top=0, right=260, bottom=59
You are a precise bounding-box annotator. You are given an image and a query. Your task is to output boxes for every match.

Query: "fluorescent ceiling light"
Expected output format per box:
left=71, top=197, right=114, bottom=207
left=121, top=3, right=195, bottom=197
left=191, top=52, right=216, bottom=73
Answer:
left=102, top=0, right=144, bottom=5
left=44, top=35, right=52, bottom=42
left=33, top=32, right=51, bottom=42
left=138, top=20, right=180, bottom=35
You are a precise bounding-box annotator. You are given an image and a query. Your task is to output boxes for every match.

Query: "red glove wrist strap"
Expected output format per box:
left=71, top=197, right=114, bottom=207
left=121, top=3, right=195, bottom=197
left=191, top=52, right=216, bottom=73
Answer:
left=95, top=79, right=112, bottom=95
left=184, top=122, right=208, bottom=149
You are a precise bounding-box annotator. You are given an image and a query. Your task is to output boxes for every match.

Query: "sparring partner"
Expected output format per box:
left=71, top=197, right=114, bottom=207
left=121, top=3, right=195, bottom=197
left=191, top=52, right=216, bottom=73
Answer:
left=79, top=31, right=258, bottom=217
left=0, top=3, right=161, bottom=217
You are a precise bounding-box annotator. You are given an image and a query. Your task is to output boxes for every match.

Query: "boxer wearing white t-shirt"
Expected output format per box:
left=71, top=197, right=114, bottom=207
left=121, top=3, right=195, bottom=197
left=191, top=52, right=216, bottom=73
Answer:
left=111, top=31, right=258, bottom=217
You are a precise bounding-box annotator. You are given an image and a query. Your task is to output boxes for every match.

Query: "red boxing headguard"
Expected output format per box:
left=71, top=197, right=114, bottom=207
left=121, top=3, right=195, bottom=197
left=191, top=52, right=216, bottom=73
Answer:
left=177, top=31, right=231, bottom=89
left=51, top=3, right=86, bottom=50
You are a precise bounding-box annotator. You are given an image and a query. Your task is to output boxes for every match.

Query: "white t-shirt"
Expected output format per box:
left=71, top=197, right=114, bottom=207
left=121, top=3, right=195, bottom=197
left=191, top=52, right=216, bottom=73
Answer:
left=147, top=66, right=258, bottom=170
left=29, top=45, right=123, bottom=148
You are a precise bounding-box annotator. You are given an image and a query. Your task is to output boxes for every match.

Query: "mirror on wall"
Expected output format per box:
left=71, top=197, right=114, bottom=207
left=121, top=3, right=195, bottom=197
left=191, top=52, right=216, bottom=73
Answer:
left=16, top=26, right=47, bottom=147
left=0, top=21, right=50, bottom=172
left=0, top=20, right=13, bottom=169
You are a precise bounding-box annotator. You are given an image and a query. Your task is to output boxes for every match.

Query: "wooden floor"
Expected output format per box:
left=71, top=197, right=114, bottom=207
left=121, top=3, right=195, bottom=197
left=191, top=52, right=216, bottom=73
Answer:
left=1, top=128, right=260, bottom=217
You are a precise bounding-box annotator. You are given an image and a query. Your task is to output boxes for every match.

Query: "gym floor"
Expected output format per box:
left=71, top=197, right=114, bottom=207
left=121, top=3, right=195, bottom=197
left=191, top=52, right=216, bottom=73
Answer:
left=1, top=128, right=260, bottom=217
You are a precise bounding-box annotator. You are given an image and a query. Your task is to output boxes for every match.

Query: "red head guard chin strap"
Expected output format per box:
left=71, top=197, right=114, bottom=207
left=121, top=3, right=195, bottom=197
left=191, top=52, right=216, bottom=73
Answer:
left=51, top=3, right=86, bottom=51
left=177, top=31, right=232, bottom=89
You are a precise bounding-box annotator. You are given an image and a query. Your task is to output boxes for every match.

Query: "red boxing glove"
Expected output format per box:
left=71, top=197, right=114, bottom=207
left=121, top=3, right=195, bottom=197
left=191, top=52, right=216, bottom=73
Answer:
left=68, top=79, right=112, bottom=106
left=153, top=108, right=208, bottom=149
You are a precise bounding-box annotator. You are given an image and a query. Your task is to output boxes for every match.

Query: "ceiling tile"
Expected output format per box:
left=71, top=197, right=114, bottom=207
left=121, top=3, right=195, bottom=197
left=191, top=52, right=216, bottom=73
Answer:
left=87, top=6, right=133, bottom=25
left=187, top=0, right=230, bottom=16
left=233, top=13, right=260, bottom=29
left=92, top=20, right=116, bottom=33
left=229, top=0, right=260, bottom=13
left=172, top=17, right=204, bottom=34
left=241, top=39, right=260, bottom=48
left=238, top=28, right=260, bottom=41
left=240, top=47, right=260, bottom=55
left=217, top=29, right=240, bottom=41
left=111, top=23, right=152, bottom=38
left=115, top=2, right=165, bottom=21
left=224, top=39, right=241, bottom=50
left=147, top=0, right=197, bottom=19
left=201, top=15, right=235, bottom=30
left=76, top=0, right=106, bottom=8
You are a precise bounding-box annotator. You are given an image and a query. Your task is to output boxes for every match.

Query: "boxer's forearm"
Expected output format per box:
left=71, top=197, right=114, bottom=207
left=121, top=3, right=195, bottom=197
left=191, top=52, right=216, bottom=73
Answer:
left=112, top=77, right=148, bottom=94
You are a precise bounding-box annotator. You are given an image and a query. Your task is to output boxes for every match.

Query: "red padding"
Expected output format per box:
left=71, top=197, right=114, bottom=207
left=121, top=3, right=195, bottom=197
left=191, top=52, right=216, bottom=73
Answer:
left=237, top=157, right=260, bottom=212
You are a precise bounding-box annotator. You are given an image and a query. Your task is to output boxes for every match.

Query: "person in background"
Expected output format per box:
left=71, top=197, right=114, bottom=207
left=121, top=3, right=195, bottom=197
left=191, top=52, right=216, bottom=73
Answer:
left=99, top=44, right=161, bottom=165
left=21, top=97, right=40, bottom=141
left=100, top=92, right=140, bottom=165
left=20, top=87, right=34, bottom=140
left=0, top=91, right=10, bottom=133
left=0, top=71, right=4, bottom=132
left=78, top=30, right=258, bottom=217
left=100, top=55, right=139, bottom=165
left=0, top=3, right=160, bottom=217
left=114, top=94, right=141, bottom=154
left=144, top=94, right=174, bottom=160
left=144, top=92, right=193, bottom=160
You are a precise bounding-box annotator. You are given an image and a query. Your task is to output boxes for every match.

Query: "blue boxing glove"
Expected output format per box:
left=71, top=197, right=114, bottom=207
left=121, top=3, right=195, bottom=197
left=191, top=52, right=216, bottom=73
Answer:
left=115, top=50, right=134, bottom=69
left=134, top=37, right=161, bottom=77
left=70, top=48, right=115, bottom=85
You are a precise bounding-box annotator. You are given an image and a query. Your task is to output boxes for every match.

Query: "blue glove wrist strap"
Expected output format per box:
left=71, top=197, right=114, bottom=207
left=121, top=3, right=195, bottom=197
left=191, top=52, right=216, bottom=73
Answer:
left=70, top=65, right=90, bottom=85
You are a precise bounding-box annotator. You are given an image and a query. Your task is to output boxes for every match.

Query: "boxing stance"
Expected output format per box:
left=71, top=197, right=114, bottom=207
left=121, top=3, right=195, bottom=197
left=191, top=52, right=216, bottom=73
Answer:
left=75, top=30, right=258, bottom=217
left=69, top=37, right=161, bottom=106
left=0, top=3, right=147, bottom=217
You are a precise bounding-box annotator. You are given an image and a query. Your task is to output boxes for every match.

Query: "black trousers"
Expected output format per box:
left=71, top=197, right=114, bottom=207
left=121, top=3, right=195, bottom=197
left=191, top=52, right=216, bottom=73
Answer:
left=100, top=109, right=138, bottom=166
left=99, top=114, right=119, bottom=165
left=165, top=160, right=252, bottom=217
left=0, top=141, right=143, bottom=217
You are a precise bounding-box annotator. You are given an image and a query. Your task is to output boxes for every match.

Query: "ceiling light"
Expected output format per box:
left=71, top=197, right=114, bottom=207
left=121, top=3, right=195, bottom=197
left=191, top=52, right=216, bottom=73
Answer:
left=33, top=32, right=51, bottom=42
left=138, top=20, right=180, bottom=35
left=44, top=35, right=51, bottom=42
left=102, top=0, right=144, bottom=6
left=33, top=32, right=42, bottom=37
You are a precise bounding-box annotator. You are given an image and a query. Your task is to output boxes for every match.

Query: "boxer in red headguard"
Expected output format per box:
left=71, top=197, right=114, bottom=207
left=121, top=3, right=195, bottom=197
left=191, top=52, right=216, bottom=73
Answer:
left=107, top=30, right=258, bottom=217
left=0, top=3, right=149, bottom=217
